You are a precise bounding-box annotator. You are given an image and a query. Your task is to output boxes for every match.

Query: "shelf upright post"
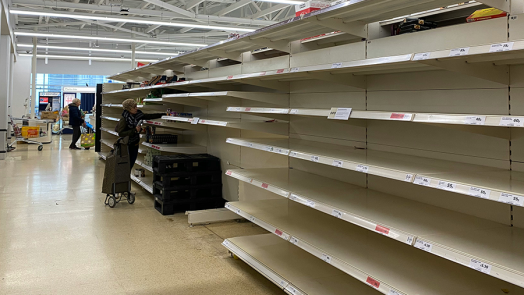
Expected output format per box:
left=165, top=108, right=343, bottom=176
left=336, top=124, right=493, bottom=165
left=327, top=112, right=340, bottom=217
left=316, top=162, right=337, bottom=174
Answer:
left=31, top=34, right=37, bottom=119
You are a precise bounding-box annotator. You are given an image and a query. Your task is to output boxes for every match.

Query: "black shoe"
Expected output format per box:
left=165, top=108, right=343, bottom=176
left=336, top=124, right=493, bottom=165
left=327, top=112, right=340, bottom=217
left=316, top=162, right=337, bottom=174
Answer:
left=69, top=146, right=81, bottom=150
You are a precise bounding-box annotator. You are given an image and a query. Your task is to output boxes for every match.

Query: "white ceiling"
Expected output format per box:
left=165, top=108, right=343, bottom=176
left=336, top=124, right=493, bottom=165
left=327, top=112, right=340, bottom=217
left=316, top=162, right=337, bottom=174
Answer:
left=11, top=0, right=304, bottom=60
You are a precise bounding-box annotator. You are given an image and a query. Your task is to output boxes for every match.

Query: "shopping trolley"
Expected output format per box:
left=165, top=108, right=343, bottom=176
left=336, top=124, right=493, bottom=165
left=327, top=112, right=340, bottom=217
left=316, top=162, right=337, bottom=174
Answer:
left=7, top=115, right=44, bottom=151
left=102, top=138, right=135, bottom=208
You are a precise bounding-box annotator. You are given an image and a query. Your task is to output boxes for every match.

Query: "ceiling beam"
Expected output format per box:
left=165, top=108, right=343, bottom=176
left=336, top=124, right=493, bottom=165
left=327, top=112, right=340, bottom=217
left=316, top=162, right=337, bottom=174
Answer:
left=12, top=0, right=277, bottom=26
left=142, top=0, right=196, bottom=18
left=18, top=21, right=87, bottom=28
left=185, top=0, right=204, bottom=10
left=75, top=19, right=151, bottom=37
left=251, top=3, right=289, bottom=19
left=215, top=0, right=251, bottom=16
left=146, top=24, right=161, bottom=33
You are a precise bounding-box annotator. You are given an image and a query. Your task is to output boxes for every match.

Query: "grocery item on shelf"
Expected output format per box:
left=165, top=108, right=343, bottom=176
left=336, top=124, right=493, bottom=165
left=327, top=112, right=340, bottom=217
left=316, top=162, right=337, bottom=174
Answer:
left=144, top=148, right=162, bottom=167
left=467, top=8, right=507, bottom=22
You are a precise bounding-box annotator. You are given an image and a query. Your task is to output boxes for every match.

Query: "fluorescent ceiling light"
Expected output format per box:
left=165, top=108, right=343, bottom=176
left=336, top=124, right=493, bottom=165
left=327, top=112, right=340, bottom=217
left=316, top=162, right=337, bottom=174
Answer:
left=255, top=0, right=304, bottom=4
left=14, top=32, right=207, bottom=47
left=10, top=9, right=256, bottom=32
left=19, top=53, right=159, bottom=63
left=17, top=44, right=180, bottom=56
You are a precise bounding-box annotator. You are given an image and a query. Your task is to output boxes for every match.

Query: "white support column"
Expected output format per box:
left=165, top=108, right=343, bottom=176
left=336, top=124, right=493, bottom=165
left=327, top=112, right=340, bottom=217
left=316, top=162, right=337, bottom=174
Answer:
left=131, top=43, right=136, bottom=69
left=31, top=36, right=37, bottom=119
left=8, top=47, right=15, bottom=140
left=0, top=32, right=10, bottom=160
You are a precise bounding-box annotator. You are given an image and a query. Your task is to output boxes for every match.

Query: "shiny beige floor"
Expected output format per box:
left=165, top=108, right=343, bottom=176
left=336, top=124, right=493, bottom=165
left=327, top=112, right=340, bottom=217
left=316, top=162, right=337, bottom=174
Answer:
left=0, top=136, right=285, bottom=295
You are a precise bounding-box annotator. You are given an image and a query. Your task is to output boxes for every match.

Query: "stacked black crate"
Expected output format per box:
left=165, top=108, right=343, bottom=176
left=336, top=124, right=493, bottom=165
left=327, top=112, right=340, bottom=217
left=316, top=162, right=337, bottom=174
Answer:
left=152, top=154, right=225, bottom=215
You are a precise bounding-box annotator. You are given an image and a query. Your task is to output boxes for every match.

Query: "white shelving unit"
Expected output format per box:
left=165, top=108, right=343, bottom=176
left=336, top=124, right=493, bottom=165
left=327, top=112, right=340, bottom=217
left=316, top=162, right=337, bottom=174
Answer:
left=105, top=0, right=524, bottom=293
left=225, top=168, right=524, bottom=287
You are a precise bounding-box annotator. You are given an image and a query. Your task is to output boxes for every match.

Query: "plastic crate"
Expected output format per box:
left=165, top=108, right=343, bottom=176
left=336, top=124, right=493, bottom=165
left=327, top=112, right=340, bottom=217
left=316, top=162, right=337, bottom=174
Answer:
left=153, top=154, right=221, bottom=174
left=153, top=171, right=222, bottom=189
left=153, top=183, right=222, bottom=202
left=154, top=196, right=226, bottom=215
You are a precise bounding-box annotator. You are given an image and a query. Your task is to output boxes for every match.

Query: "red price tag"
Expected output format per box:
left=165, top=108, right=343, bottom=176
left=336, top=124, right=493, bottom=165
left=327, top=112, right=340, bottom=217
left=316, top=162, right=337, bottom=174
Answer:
left=262, top=183, right=268, bottom=189
left=154, top=122, right=162, bottom=125
left=276, top=69, right=285, bottom=74
left=146, top=120, right=153, bottom=124
left=390, top=113, right=406, bottom=119
left=260, top=71, right=266, bottom=76
left=227, top=75, right=234, bottom=80
left=275, top=229, right=283, bottom=236
left=226, top=171, right=232, bottom=176
left=200, top=120, right=206, bottom=123
left=366, top=277, right=380, bottom=289
left=245, top=107, right=251, bottom=111
left=152, top=145, right=160, bottom=150
left=375, top=225, right=390, bottom=235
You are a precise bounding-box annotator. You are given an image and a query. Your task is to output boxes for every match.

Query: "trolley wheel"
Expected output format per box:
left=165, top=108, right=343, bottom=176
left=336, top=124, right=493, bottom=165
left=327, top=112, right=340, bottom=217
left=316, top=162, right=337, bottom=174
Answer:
left=108, top=196, right=116, bottom=208
left=85, top=147, right=90, bottom=150
left=128, top=192, right=136, bottom=204
left=38, top=145, right=43, bottom=151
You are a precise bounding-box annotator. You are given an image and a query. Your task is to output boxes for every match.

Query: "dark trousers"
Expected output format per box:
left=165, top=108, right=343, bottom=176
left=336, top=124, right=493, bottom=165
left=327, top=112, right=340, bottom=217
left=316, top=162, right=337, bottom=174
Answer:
left=128, top=143, right=139, bottom=170
left=70, top=126, right=81, bottom=148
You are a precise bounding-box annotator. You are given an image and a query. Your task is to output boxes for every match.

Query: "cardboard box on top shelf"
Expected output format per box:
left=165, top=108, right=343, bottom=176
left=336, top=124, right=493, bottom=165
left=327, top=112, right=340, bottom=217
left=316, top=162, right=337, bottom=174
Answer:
left=295, top=1, right=330, bottom=16
left=40, top=111, right=58, bottom=120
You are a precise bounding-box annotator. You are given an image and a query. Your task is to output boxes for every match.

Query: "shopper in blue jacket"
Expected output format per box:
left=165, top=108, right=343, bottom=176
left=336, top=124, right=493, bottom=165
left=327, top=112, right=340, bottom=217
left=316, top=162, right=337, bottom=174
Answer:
left=69, top=98, right=86, bottom=150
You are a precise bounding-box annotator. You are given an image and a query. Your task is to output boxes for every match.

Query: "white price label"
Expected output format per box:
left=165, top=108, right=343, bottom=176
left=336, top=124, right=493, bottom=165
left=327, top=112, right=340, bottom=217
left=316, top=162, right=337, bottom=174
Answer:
left=332, top=209, right=342, bottom=218
left=413, top=52, right=431, bottom=61
left=414, top=239, right=433, bottom=253
left=405, top=174, right=414, bottom=182
left=265, top=146, right=274, bottom=152
left=328, top=107, right=352, bottom=120
left=235, top=209, right=241, bottom=214
left=449, top=47, right=470, bottom=56
left=331, top=62, right=342, bottom=68
left=191, top=117, right=200, bottom=124
left=499, top=193, right=524, bottom=206
left=321, top=253, right=332, bottom=264
left=356, top=164, right=369, bottom=173
left=499, top=117, right=524, bottom=127
left=290, top=237, right=299, bottom=245
left=332, top=160, right=343, bottom=167
left=290, top=67, right=300, bottom=73
left=468, top=187, right=491, bottom=199
left=438, top=180, right=457, bottom=192
left=290, top=151, right=298, bottom=157
left=222, top=240, right=229, bottom=247
left=306, top=200, right=316, bottom=208
left=469, top=259, right=492, bottom=274
left=249, top=216, right=255, bottom=222
left=225, top=203, right=231, bottom=209
left=285, top=285, right=299, bottom=295
left=275, top=148, right=289, bottom=155
left=289, top=109, right=298, bottom=114
left=388, top=290, right=401, bottom=295
left=489, top=42, right=514, bottom=53
left=414, top=176, right=432, bottom=186
left=226, top=138, right=234, bottom=143
left=227, top=107, right=234, bottom=111
left=279, top=280, right=287, bottom=287
left=246, top=143, right=253, bottom=148
left=311, top=155, right=320, bottom=162
left=406, top=236, right=414, bottom=245
left=465, top=116, right=486, bottom=125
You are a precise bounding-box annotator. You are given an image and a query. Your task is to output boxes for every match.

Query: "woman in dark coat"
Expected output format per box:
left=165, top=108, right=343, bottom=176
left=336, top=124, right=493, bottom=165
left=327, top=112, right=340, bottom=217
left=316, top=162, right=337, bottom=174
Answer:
left=69, top=98, right=85, bottom=150
left=117, top=99, right=164, bottom=169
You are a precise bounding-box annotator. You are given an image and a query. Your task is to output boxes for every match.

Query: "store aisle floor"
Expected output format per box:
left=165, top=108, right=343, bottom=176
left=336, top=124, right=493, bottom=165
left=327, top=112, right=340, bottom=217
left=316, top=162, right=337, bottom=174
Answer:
left=0, top=136, right=284, bottom=295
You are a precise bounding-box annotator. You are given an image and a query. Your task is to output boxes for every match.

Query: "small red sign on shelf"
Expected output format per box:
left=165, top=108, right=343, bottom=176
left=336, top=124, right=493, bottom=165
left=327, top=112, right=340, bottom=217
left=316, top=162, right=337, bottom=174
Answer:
left=390, top=113, right=406, bottom=119
left=262, top=183, right=269, bottom=189
left=227, top=75, right=234, bottom=80
left=366, top=277, right=380, bottom=289
left=275, top=229, right=283, bottom=236
left=226, top=171, right=232, bottom=176
left=245, top=107, right=252, bottom=111
left=276, top=69, right=285, bottom=74
left=375, top=225, right=390, bottom=235
left=152, top=145, right=161, bottom=150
